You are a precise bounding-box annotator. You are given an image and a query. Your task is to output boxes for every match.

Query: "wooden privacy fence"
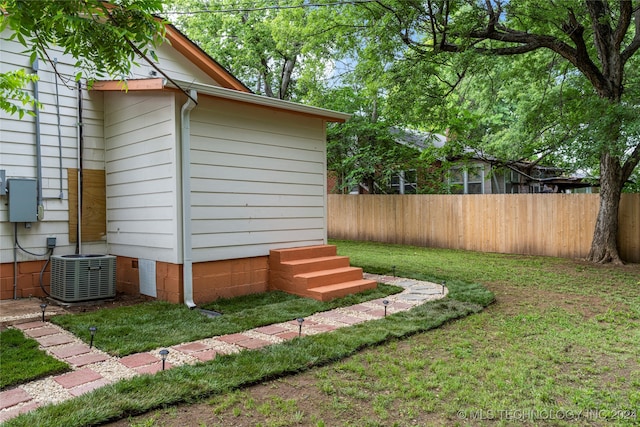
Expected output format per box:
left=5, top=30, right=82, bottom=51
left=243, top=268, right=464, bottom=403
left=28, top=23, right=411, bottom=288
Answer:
left=327, top=194, right=640, bottom=263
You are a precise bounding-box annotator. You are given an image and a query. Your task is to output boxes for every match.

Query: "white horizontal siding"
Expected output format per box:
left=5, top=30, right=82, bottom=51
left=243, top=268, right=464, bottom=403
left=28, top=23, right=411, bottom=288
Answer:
left=104, top=92, right=180, bottom=263
left=1, top=31, right=107, bottom=263
left=127, top=41, right=221, bottom=86
left=189, top=96, right=327, bottom=262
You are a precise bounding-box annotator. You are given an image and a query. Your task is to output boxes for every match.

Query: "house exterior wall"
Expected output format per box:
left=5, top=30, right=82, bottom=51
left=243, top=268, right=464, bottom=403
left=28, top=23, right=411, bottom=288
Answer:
left=103, top=91, right=181, bottom=263
left=2, top=26, right=335, bottom=303
left=125, top=41, right=222, bottom=87
left=1, top=31, right=107, bottom=270
left=189, top=95, right=328, bottom=262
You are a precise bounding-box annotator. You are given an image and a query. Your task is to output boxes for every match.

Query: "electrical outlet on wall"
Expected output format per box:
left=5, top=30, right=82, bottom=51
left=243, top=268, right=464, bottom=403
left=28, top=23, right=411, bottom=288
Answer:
left=47, top=237, right=57, bottom=249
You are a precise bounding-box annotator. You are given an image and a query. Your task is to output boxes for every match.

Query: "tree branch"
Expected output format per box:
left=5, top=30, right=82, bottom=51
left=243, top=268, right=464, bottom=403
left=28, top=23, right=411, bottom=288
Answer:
left=621, top=7, right=640, bottom=62
left=614, top=1, right=632, bottom=49
left=621, top=143, right=640, bottom=183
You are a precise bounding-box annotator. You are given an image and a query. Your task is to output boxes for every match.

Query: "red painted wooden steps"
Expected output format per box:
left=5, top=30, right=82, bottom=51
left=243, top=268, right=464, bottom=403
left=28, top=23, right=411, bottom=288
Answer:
left=269, top=245, right=377, bottom=301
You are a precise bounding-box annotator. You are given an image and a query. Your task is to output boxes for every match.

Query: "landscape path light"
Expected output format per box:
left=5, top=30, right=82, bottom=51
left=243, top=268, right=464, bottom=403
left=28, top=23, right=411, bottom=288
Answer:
left=89, top=326, right=97, bottom=348
left=296, top=317, right=305, bottom=337
left=40, top=303, right=47, bottom=322
left=159, top=349, right=169, bottom=371
left=383, top=299, right=389, bottom=317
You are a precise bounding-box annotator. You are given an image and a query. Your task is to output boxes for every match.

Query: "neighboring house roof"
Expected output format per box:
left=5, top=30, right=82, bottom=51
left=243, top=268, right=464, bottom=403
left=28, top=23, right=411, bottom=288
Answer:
left=390, top=128, right=597, bottom=187
left=390, top=128, right=447, bottom=149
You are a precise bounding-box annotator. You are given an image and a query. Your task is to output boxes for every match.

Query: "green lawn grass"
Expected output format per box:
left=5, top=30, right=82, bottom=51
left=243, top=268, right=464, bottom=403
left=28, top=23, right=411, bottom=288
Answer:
left=49, top=285, right=403, bottom=357
left=9, top=241, right=637, bottom=427
left=107, top=241, right=639, bottom=427
left=0, top=328, right=69, bottom=389
left=4, top=246, right=493, bottom=427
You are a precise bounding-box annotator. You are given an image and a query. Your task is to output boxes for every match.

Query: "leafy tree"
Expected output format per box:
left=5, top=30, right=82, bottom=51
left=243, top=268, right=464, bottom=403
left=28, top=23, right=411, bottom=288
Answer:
left=169, top=0, right=421, bottom=193
left=167, top=0, right=351, bottom=101
left=354, top=0, right=640, bottom=264
left=0, top=0, right=165, bottom=116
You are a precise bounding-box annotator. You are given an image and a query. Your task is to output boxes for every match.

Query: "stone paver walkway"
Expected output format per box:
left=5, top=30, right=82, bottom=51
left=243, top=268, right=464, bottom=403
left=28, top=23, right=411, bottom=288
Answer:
left=0, top=275, right=447, bottom=423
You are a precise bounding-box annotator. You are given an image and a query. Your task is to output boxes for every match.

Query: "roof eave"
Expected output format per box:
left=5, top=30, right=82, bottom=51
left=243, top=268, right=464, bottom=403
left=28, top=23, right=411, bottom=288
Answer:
left=168, top=79, right=351, bottom=123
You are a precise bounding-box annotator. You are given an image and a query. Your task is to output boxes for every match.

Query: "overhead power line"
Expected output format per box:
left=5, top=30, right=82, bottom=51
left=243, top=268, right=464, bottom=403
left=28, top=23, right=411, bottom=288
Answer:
left=168, top=0, right=376, bottom=14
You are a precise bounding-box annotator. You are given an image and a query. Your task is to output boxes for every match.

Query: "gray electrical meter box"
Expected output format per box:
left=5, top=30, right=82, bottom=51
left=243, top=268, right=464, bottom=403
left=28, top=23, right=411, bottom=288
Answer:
left=8, top=179, right=37, bottom=222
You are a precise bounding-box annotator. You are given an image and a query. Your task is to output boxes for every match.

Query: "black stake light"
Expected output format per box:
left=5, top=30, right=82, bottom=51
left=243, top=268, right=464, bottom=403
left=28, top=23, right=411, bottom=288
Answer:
left=89, top=326, right=97, bottom=348
left=392, top=265, right=396, bottom=277
left=296, top=317, right=305, bottom=337
left=382, top=299, right=389, bottom=317
left=40, top=303, right=47, bottom=322
left=159, top=349, right=169, bottom=371
left=441, top=281, right=446, bottom=294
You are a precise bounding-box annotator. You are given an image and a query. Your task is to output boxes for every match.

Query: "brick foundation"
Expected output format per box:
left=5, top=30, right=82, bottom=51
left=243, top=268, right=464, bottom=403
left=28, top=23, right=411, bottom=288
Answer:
left=115, top=256, right=268, bottom=305
left=2, top=256, right=268, bottom=304
left=0, top=261, right=51, bottom=300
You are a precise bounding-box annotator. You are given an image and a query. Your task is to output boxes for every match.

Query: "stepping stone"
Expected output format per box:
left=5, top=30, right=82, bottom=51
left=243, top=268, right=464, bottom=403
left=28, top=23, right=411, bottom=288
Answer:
left=314, top=312, right=362, bottom=325
left=66, top=352, right=110, bottom=367
left=235, top=338, right=271, bottom=350
left=119, top=353, right=158, bottom=368
left=23, top=326, right=61, bottom=338
left=54, top=368, right=103, bottom=389
left=50, top=343, right=92, bottom=359
left=254, top=325, right=289, bottom=335
left=399, top=294, right=433, bottom=301
left=0, top=388, right=32, bottom=410
left=218, top=333, right=252, bottom=345
left=68, top=378, right=111, bottom=397
left=134, top=362, right=171, bottom=374
left=0, top=402, right=40, bottom=423
left=367, top=309, right=387, bottom=318
left=348, top=304, right=376, bottom=313
left=36, top=334, right=75, bottom=347
left=173, top=342, right=209, bottom=353
left=13, top=321, right=46, bottom=330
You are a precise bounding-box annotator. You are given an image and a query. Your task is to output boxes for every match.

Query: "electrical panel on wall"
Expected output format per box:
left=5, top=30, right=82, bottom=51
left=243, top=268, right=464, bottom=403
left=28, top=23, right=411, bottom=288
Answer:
left=7, top=178, right=38, bottom=222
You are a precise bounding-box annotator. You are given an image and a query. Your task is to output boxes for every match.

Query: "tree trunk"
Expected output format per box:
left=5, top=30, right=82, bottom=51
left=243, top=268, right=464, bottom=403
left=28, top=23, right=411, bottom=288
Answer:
left=587, top=150, right=624, bottom=264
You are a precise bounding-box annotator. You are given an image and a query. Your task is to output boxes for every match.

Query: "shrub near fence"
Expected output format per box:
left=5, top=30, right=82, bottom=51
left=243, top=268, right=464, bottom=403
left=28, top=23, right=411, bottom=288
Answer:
left=327, top=193, right=640, bottom=263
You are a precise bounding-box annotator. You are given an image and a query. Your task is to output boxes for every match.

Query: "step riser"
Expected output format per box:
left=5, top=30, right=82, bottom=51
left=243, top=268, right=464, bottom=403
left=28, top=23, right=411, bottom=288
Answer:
left=308, top=280, right=377, bottom=302
left=295, top=268, right=363, bottom=289
left=276, top=257, right=351, bottom=275
left=269, top=245, right=337, bottom=263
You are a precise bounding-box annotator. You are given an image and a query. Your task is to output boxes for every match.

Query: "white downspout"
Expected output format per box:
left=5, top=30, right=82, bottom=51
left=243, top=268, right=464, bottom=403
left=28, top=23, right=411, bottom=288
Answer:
left=181, top=90, right=197, bottom=308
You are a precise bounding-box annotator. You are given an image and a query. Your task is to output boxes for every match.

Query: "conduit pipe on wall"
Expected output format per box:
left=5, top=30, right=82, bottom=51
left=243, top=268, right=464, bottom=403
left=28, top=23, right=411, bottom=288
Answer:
left=76, top=81, right=83, bottom=254
left=54, top=58, right=64, bottom=199
left=180, top=90, right=197, bottom=309
left=32, top=59, right=44, bottom=219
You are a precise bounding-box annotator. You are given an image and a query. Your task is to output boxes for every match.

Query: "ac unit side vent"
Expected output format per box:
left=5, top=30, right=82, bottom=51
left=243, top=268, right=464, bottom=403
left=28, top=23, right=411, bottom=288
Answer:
left=50, top=255, right=116, bottom=302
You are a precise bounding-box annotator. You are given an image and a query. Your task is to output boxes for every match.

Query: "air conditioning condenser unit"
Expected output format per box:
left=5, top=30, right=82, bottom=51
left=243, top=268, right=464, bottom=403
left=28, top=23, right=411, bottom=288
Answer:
left=50, top=254, right=116, bottom=302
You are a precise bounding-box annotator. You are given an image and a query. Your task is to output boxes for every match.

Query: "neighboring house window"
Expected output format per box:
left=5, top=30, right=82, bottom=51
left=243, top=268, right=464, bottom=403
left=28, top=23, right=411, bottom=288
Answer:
left=505, top=169, right=521, bottom=194
left=391, top=170, right=417, bottom=194
left=449, top=166, right=485, bottom=194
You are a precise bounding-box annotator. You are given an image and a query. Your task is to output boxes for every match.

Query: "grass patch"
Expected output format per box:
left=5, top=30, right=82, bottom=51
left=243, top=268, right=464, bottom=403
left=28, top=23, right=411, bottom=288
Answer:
left=49, top=284, right=402, bottom=357
left=0, top=329, right=69, bottom=389
left=333, top=239, right=640, bottom=305
left=4, top=287, right=491, bottom=427
left=107, top=241, right=639, bottom=427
